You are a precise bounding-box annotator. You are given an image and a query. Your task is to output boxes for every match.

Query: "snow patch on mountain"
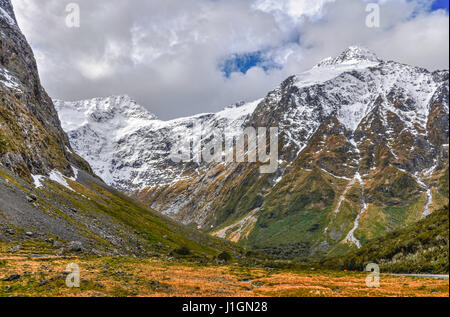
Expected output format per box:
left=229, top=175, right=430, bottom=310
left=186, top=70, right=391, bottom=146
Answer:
left=0, top=67, right=20, bottom=91
left=31, top=166, right=79, bottom=192
left=0, top=6, right=17, bottom=27
left=342, top=172, right=367, bottom=248
left=289, top=49, right=440, bottom=134
left=31, top=174, right=45, bottom=189
left=316, top=46, right=381, bottom=67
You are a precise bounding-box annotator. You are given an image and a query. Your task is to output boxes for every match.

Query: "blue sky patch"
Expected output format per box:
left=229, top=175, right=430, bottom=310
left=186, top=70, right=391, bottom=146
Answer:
left=220, top=51, right=280, bottom=78
left=431, top=0, right=449, bottom=11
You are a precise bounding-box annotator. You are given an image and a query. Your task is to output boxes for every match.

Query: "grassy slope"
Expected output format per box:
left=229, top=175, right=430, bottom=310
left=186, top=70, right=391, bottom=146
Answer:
left=208, top=165, right=448, bottom=262
left=321, top=206, right=449, bottom=274
left=0, top=165, right=244, bottom=260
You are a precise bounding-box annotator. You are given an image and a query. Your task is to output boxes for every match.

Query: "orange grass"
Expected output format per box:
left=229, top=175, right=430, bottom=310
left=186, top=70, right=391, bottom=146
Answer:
left=0, top=254, right=447, bottom=297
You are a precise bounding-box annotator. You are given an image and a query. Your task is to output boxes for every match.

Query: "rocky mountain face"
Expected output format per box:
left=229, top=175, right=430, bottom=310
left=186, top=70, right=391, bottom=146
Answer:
left=0, top=0, right=241, bottom=259
left=57, top=46, right=449, bottom=259
left=0, top=0, right=92, bottom=181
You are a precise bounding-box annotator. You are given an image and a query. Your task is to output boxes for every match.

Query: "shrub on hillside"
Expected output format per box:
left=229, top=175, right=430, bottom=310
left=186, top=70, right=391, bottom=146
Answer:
left=172, top=246, right=191, bottom=256
left=218, top=251, right=232, bottom=262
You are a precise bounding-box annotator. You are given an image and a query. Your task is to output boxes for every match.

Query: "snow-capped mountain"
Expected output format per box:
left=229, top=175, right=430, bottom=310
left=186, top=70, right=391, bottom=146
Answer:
left=56, top=46, right=449, bottom=259
left=54, top=95, right=261, bottom=192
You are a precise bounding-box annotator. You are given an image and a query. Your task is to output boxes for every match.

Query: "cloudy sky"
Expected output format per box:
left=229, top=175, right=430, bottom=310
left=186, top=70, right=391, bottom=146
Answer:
left=11, top=0, right=450, bottom=119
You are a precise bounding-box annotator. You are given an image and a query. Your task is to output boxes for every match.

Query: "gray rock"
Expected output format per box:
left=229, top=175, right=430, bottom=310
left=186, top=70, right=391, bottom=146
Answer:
left=57, top=248, right=67, bottom=256
left=67, top=241, right=83, bottom=252
left=5, top=228, right=15, bottom=235
left=90, top=249, right=102, bottom=257
left=26, top=195, right=37, bottom=202
left=50, top=274, right=64, bottom=281
left=2, top=274, right=21, bottom=281
left=38, top=279, right=49, bottom=287
left=52, top=241, right=64, bottom=248
left=9, top=245, right=21, bottom=253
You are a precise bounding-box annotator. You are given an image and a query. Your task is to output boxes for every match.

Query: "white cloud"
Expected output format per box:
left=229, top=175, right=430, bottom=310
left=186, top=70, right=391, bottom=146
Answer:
left=253, top=0, right=335, bottom=20
left=10, top=0, right=449, bottom=119
left=373, top=11, right=449, bottom=70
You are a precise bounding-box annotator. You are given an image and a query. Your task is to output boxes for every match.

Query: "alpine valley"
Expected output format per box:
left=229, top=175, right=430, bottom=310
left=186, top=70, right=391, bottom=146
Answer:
left=0, top=0, right=448, bottom=298
left=55, top=46, right=449, bottom=260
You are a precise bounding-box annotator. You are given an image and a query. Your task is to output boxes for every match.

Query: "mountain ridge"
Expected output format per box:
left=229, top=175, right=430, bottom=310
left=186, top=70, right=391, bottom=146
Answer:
left=55, top=46, right=449, bottom=259
left=54, top=94, right=262, bottom=190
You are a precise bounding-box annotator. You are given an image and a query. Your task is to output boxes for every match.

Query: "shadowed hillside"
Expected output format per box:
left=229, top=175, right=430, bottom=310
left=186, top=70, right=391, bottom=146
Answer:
left=321, top=206, right=449, bottom=274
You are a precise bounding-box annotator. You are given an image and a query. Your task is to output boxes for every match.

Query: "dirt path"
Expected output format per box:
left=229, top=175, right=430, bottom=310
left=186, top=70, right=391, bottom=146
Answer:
left=388, top=274, right=449, bottom=280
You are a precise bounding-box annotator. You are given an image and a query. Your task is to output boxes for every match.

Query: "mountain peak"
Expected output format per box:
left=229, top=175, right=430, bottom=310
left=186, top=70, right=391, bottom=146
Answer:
left=316, top=46, right=381, bottom=67
left=54, top=95, right=158, bottom=123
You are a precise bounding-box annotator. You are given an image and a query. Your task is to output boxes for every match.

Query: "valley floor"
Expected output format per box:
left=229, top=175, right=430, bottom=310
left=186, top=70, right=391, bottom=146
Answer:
left=0, top=248, right=448, bottom=297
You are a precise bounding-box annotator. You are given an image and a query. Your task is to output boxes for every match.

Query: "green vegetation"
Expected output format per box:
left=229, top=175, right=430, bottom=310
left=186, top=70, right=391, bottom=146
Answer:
left=0, top=164, right=244, bottom=261
left=438, top=166, right=449, bottom=197
left=321, top=206, right=449, bottom=274
left=247, top=210, right=328, bottom=259
left=217, top=251, right=232, bottom=262
left=172, top=246, right=191, bottom=256
left=365, top=166, right=422, bottom=205
left=213, top=164, right=446, bottom=264
left=0, top=134, right=7, bottom=155
left=260, top=168, right=336, bottom=226
left=214, top=165, right=269, bottom=227
left=354, top=198, right=427, bottom=245
left=252, top=242, right=311, bottom=261
left=239, top=168, right=345, bottom=259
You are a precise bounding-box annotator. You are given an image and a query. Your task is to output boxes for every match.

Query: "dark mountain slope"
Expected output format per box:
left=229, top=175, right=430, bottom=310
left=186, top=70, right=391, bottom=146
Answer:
left=1, top=0, right=92, bottom=180
left=321, top=206, right=449, bottom=274
left=0, top=0, right=243, bottom=260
